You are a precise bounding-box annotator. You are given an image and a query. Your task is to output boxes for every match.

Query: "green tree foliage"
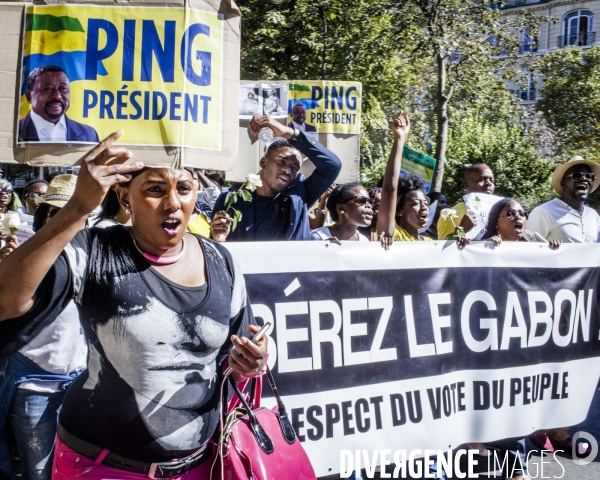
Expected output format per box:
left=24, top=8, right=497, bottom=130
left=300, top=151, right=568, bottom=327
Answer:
left=444, top=103, right=556, bottom=210
left=386, top=0, right=544, bottom=191
left=536, top=46, right=600, bottom=160
left=238, top=0, right=558, bottom=208
left=237, top=0, right=423, bottom=165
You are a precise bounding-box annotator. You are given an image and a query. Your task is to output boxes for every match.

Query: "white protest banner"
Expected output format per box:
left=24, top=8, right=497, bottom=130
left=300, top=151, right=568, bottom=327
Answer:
left=225, top=241, right=600, bottom=477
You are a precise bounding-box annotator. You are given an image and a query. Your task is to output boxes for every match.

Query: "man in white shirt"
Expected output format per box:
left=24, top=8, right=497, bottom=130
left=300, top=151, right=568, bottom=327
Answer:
left=18, top=65, right=99, bottom=143
left=528, top=156, right=600, bottom=243
left=287, top=103, right=317, bottom=133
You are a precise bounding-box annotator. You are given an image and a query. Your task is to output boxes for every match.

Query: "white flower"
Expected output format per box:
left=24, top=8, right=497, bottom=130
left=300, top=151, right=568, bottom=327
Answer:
left=244, top=174, right=262, bottom=192
left=7, top=214, right=23, bottom=229
left=440, top=208, right=458, bottom=221
left=1, top=213, right=27, bottom=235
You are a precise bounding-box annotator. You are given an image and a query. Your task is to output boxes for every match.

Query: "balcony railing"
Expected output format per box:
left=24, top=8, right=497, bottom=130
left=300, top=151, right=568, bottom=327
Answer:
left=558, top=32, right=596, bottom=48
left=501, top=0, right=549, bottom=8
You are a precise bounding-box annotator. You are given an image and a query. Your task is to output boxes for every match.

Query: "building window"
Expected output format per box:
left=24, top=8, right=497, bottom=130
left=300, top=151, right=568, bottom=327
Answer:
left=561, top=10, right=595, bottom=47
left=518, top=73, right=536, bottom=102
left=520, top=29, right=538, bottom=53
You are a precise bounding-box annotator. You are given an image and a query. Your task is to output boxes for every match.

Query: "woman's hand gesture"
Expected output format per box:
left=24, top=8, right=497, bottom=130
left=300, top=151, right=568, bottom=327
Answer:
left=71, top=131, right=144, bottom=215
left=487, top=235, right=502, bottom=247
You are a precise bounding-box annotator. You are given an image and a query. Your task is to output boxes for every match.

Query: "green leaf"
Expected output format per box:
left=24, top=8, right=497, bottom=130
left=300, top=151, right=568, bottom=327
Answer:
left=224, top=192, right=238, bottom=211
left=230, top=209, right=243, bottom=231
left=239, top=189, right=253, bottom=202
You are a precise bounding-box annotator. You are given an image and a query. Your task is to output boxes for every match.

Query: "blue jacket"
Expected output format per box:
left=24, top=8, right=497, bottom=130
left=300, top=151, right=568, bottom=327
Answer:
left=213, top=131, right=341, bottom=241
left=18, top=112, right=100, bottom=143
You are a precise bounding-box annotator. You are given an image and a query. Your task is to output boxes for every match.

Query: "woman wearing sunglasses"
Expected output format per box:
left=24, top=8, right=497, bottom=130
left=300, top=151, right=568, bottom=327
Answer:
left=0, top=131, right=266, bottom=480
left=22, top=180, right=49, bottom=216
left=482, top=198, right=561, bottom=249
left=0, top=179, right=23, bottom=215
left=311, top=183, right=373, bottom=242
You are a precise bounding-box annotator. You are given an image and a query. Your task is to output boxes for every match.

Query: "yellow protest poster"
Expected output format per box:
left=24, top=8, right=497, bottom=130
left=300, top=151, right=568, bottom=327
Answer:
left=17, top=5, right=223, bottom=150
left=287, top=81, right=361, bottom=135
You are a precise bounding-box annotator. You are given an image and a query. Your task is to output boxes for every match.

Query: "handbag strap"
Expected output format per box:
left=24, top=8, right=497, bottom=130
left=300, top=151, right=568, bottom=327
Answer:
left=228, top=376, right=274, bottom=454
left=226, top=375, right=263, bottom=412
left=265, top=367, right=285, bottom=414
left=264, top=366, right=297, bottom=445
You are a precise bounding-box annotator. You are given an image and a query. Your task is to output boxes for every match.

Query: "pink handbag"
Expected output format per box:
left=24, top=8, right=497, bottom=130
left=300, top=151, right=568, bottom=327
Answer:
left=213, top=367, right=317, bottom=480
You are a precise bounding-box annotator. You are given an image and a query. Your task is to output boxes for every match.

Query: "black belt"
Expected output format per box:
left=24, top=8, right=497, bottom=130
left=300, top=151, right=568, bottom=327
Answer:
left=57, top=424, right=213, bottom=479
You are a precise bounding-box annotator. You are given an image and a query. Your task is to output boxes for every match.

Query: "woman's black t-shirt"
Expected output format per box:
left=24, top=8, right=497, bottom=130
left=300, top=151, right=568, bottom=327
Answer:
left=1, top=226, right=253, bottom=462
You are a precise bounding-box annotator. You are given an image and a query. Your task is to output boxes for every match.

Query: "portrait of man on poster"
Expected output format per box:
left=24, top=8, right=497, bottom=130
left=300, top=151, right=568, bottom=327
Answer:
left=18, top=65, right=99, bottom=143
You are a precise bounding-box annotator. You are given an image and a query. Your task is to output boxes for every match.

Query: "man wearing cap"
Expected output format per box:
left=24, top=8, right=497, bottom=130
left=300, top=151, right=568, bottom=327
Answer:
left=528, top=156, right=600, bottom=243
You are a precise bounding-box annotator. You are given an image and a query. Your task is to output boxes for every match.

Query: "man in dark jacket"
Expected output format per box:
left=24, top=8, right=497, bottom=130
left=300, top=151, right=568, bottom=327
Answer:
left=211, top=116, right=341, bottom=241
left=18, top=65, right=99, bottom=143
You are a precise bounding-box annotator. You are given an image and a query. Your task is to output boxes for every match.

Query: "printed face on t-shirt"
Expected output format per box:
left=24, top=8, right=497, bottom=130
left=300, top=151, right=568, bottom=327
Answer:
left=96, top=296, right=228, bottom=410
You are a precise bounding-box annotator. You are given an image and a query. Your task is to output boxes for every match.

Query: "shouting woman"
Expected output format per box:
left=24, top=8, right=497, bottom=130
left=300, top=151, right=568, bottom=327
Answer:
left=0, top=131, right=266, bottom=480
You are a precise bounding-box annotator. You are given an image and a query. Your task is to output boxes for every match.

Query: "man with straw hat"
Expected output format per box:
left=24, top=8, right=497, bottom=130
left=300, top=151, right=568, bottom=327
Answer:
left=528, top=156, right=600, bottom=243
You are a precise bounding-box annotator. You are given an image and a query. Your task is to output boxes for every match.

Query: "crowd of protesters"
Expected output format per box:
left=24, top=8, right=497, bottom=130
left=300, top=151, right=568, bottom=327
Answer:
left=0, top=111, right=598, bottom=480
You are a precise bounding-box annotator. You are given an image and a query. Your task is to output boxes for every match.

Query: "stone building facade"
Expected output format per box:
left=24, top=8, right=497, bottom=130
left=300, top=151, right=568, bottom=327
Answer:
left=498, top=0, right=600, bottom=102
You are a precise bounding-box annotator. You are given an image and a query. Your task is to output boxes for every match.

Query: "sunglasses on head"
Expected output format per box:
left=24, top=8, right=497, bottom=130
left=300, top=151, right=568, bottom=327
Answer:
left=565, top=172, right=595, bottom=182
left=0, top=187, right=12, bottom=194
left=501, top=209, right=528, bottom=219
left=341, top=195, right=374, bottom=206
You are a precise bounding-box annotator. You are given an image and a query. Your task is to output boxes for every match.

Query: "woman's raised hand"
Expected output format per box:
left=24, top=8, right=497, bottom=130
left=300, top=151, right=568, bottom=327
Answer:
left=71, top=131, right=144, bottom=215
left=392, top=111, right=410, bottom=142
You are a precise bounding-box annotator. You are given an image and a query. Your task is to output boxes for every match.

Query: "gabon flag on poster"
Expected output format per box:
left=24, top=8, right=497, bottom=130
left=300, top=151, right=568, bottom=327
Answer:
left=17, top=5, right=224, bottom=149
left=287, top=81, right=361, bottom=135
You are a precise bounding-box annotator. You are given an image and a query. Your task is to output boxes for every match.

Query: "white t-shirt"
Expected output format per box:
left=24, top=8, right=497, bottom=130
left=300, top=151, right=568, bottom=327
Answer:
left=197, top=186, right=221, bottom=209
left=30, top=110, right=67, bottom=142
left=527, top=198, right=600, bottom=243
left=19, top=300, right=87, bottom=392
left=311, top=226, right=369, bottom=241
